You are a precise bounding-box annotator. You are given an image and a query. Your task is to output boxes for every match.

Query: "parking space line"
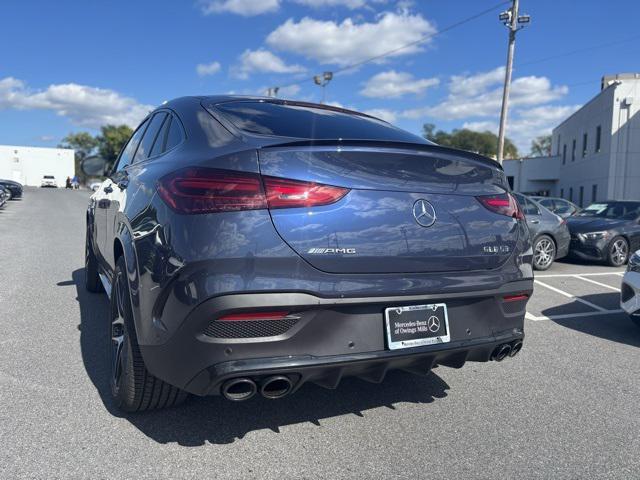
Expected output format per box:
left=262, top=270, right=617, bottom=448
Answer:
left=525, top=309, right=624, bottom=321
left=575, top=275, right=621, bottom=292
left=533, top=279, right=608, bottom=312
left=535, top=271, right=626, bottom=278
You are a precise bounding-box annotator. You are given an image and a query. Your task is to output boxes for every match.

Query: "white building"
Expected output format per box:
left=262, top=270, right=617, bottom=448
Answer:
left=504, top=73, right=640, bottom=205
left=0, top=145, right=75, bottom=187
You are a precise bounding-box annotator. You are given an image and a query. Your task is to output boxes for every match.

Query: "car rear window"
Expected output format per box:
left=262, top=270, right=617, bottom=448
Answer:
left=211, top=100, right=429, bottom=144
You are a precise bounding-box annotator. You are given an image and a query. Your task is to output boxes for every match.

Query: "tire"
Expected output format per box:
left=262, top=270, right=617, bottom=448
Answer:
left=533, top=235, right=556, bottom=271
left=110, top=256, right=187, bottom=412
left=85, top=229, right=103, bottom=293
left=607, top=236, right=629, bottom=267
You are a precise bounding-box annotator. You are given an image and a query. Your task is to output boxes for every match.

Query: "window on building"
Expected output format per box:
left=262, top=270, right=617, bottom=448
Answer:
left=569, top=187, right=573, bottom=202
left=560, top=188, right=564, bottom=199
left=592, top=184, right=598, bottom=202
left=579, top=186, right=584, bottom=207
left=595, top=125, right=601, bottom=153
left=571, top=139, right=576, bottom=161
left=562, top=144, right=567, bottom=165
left=557, top=135, right=561, bottom=155
left=582, top=133, right=587, bottom=158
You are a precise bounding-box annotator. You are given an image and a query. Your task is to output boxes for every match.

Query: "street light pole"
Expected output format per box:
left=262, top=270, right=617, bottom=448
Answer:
left=497, top=0, right=529, bottom=163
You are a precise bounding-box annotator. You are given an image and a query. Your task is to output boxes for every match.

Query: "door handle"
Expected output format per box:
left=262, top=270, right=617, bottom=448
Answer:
left=117, top=179, right=129, bottom=190
left=530, top=219, right=540, bottom=224
left=104, top=185, right=113, bottom=194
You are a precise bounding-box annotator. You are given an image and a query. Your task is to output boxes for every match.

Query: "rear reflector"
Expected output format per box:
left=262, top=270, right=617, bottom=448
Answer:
left=217, top=311, right=290, bottom=322
left=263, top=176, right=349, bottom=209
left=503, top=294, right=529, bottom=303
left=476, top=193, right=524, bottom=220
left=157, top=167, right=349, bottom=214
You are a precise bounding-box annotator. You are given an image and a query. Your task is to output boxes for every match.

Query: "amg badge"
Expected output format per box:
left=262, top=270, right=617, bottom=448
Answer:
left=307, top=248, right=357, bottom=254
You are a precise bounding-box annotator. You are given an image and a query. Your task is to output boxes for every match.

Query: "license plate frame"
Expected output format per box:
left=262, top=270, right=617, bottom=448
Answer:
left=384, top=303, right=450, bottom=350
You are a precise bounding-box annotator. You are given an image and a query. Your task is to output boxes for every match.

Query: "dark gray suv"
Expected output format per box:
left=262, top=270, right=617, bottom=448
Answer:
left=84, top=96, right=534, bottom=411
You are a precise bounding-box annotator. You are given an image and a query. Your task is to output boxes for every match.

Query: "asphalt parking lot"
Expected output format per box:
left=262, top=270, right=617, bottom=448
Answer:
left=1, top=188, right=639, bottom=479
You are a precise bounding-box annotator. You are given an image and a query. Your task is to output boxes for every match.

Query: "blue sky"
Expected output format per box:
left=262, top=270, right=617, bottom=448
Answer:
left=1, top=0, right=639, bottom=153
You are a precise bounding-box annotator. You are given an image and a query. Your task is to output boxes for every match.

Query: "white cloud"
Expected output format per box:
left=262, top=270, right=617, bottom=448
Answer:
left=405, top=67, right=568, bottom=121
left=199, top=0, right=280, bottom=16
left=363, top=108, right=397, bottom=123
left=360, top=70, right=439, bottom=98
left=196, top=61, right=221, bottom=76
left=266, top=11, right=436, bottom=66
left=232, top=49, right=306, bottom=79
left=292, top=0, right=367, bottom=8
left=392, top=67, right=575, bottom=154
left=463, top=105, right=580, bottom=153
left=0, top=77, right=153, bottom=128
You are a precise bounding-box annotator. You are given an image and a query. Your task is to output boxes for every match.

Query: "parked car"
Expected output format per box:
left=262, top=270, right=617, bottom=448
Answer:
left=0, top=179, right=23, bottom=199
left=621, top=250, right=640, bottom=328
left=514, top=193, right=570, bottom=270
left=88, top=181, right=102, bottom=192
left=0, top=185, right=10, bottom=208
left=83, top=96, right=533, bottom=411
left=567, top=201, right=640, bottom=266
left=530, top=196, right=579, bottom=218
left=40, top=175, right=57, bottom=188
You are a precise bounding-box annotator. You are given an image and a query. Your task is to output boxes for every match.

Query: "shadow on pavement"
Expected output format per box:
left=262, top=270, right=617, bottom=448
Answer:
left=66, top=268, right=451, bottom=446
left=544, top=292, right=640, bottom=348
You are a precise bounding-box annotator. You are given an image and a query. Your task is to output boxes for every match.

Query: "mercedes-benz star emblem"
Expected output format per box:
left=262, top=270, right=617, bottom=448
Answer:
left=427, top=315, right=441, bottom=333
left=412, top=199, right=436, bottom=227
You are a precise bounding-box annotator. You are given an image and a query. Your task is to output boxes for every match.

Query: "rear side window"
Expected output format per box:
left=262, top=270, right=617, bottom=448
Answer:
left=165, top=116, right=184, bottom=151
left=134, top=112, right=167, bottom=162
left=212, top=101, right=429, bottom=144
left=114, top=118, right=149, bottom=172
left=538, top=199, right=554, bottom=209
left=515, top=194, right=540, bottom=216
left=148, top=114, right=184, bottom=157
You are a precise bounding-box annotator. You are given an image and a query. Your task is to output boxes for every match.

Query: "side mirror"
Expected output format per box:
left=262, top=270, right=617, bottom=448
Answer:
left=81, top=156, right=109, bottom=177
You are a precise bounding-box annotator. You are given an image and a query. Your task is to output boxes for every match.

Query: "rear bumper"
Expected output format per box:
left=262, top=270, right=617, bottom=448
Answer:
left=140, top=279, right=533, bottom=396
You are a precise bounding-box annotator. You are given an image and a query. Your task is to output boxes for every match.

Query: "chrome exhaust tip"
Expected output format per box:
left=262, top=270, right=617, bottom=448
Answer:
left=260, top=375, right=293, bottom=399
left=221, top=378, right=257, bottom=401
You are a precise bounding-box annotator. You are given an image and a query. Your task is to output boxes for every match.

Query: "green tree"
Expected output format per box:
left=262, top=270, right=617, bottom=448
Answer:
left=422, top=124, right=519, bottom=159
left=97, top=124, right=133, bottom=168
left=530, top=134, right=552, bottom=157
left=58, top=132, right=98, bottom=181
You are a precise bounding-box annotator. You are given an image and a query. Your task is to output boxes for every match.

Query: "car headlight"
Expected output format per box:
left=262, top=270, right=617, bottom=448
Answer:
left=578, top=231, right=610, bottom=241
left=628, top=251, right=640, bottom=273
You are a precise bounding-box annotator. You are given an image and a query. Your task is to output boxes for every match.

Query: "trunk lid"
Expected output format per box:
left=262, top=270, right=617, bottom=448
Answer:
left=259, top=143, right=518, bottom=274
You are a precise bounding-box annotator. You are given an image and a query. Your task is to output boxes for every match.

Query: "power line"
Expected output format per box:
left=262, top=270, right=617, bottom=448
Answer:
left=266, top=0, right=511, bottom=96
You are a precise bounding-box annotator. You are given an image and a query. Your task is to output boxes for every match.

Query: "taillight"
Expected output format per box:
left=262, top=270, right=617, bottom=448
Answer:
left=263, top=176, right=349, bottom=209
left=157, top=168, right=266, bottom=214
left=157, top=168, right=350, bottom=214
left=217, top=311, right=290, bottom=322
left=476, top=193, right=524, bottom=220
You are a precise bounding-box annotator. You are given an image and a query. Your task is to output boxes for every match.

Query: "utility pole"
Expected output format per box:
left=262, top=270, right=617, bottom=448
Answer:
left=314, top=72, right=333, bottom=104
left=496, top=0, right=530, bottom=163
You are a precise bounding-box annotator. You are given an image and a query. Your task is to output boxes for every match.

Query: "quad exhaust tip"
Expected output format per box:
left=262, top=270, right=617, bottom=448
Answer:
left=509, top=340, right=523, bottom=357
left=221, top=378, right=257, bottom=401
left=492, top=344, right=512, bottom=362
left=260, top=375, right=293, bottom=399
left=491, top=340, right=523, bottom=361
